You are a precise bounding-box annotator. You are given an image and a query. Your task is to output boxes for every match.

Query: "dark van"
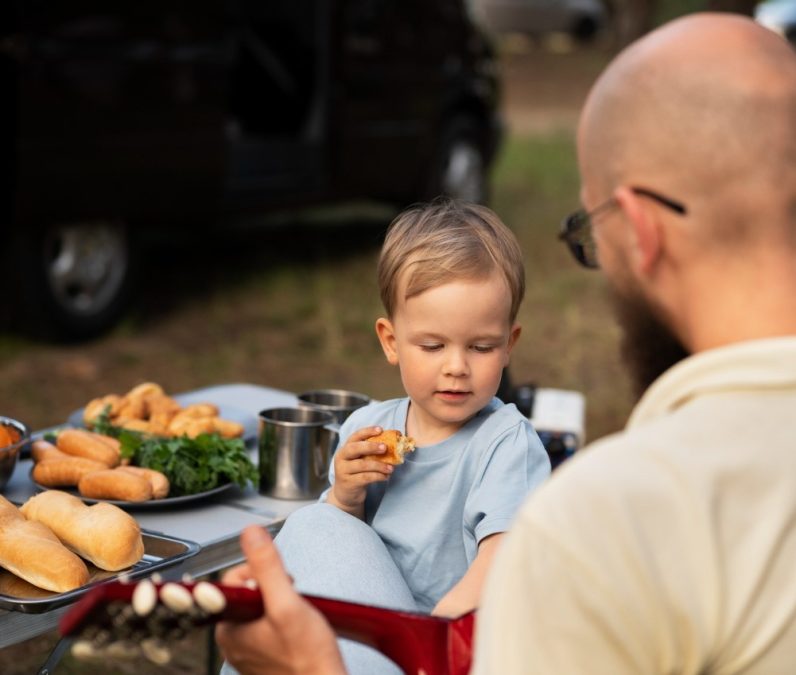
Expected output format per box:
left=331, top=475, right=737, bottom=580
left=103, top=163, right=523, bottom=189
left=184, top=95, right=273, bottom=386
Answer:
left=1, top=0, right=502, bottom=340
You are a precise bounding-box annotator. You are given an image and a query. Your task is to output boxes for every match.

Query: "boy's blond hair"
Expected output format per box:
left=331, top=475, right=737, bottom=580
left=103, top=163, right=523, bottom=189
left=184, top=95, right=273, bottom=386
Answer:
left=378, top=199, right=525, bottom=321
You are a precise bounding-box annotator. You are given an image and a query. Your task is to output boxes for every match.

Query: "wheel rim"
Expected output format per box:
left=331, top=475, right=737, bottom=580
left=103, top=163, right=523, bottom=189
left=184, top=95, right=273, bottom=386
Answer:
left=442, top=140, right=485, bottom=203
left=43, top=221, right=128, bottom=316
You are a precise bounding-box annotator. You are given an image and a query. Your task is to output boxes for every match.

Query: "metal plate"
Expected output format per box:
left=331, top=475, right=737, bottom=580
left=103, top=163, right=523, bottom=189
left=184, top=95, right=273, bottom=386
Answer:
left=29, top=475, right=238, bottom=510
left=0, top=530, right=200, bottom=614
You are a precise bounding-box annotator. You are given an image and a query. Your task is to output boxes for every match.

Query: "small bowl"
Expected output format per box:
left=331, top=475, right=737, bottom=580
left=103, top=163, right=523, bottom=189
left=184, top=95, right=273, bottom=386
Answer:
left=0, top=416, right=29, bottom=492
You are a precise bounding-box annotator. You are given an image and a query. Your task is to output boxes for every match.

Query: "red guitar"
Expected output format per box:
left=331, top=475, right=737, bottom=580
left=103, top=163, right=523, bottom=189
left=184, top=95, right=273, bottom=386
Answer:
left=59, top=579, right=476, bottom=675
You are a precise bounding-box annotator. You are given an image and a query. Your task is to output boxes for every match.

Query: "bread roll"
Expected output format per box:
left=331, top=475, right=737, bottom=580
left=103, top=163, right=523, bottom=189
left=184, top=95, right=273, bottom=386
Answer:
left=367, top=430, right=416, bottom=465
left=83, top=394, right=124, bottom=426
left=168, top=415, right=216, bottom=438
left=117, top=466, right=170, bottom=499
left=20, top=491, right=145, bottom=571
left=57, top=429, right=120, bottom=467
left=32, top=456, right=109, bottom=487
left=177, top=403, right=220, bottom=418
left=0, top=495, right=90, bottom=592
left=78, top=469, right=153, bottom=502
left=30, top=439, right=71, bottom=463
left=115, top=418, right=152, bottom=433
left=0, top=570, right=55, bottom=598
left=126, top=382, right=165, bottom=401
left=96, top=433, right=121, bottom=454
left=210, top=418, right=245, bottom=438
left=146, top=394, right=181, bottom=422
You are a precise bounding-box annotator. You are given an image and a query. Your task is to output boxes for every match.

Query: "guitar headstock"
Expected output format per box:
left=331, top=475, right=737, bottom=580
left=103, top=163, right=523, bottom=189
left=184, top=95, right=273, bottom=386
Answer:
left=60, top=578, right=263, bottom=665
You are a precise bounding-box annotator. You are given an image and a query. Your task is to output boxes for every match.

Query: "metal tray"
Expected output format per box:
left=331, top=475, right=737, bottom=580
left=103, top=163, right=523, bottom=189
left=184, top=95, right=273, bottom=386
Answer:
left=0, top=530, right=200, bottom=614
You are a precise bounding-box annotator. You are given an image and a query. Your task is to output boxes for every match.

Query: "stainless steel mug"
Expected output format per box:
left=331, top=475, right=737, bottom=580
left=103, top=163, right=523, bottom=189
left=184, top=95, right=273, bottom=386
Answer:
left=258, top=407, right=339, bottom=499
left=297, top=389, right=371, bottom=424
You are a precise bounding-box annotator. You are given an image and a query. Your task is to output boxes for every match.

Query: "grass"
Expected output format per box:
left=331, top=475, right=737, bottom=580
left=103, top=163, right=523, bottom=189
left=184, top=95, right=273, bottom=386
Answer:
left=490, top=133, right=634, bottom=441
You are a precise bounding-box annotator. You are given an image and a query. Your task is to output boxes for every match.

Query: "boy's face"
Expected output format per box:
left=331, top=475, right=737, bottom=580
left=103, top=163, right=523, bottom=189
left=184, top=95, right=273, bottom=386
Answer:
left=376, top=272, right=521, bottom=443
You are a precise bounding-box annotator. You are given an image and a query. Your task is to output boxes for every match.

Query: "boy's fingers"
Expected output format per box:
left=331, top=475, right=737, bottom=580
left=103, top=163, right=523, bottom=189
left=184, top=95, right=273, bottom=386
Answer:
left=353, top=471, right=391, bottom=485
left=354, top=459, right=393, bottom=475
left=347, top=426, right=382, bottom=442
left=340, top=441, right=387, bottom=460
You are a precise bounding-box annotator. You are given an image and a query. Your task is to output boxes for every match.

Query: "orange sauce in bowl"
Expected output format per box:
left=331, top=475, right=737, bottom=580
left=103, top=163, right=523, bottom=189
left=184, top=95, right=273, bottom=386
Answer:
left=0, top=424, right=21, bottom=449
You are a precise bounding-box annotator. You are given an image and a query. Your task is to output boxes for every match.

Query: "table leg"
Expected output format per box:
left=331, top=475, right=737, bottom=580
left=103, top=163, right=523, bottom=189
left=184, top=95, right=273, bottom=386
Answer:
left=206, top=570, right=221, bottom=675
left=37, top=636, right=73, bottom=675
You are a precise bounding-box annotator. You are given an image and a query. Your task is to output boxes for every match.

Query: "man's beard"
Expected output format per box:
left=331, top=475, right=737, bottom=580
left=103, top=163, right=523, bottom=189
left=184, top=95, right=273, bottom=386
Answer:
left=609, top=285, right=690, bottom=400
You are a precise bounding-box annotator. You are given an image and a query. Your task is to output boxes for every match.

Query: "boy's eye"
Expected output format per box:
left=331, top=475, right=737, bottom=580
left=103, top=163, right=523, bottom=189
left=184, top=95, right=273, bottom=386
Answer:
left=420, top=344, right=443, bottom=352
left=471, top=344, right=496, bottom=353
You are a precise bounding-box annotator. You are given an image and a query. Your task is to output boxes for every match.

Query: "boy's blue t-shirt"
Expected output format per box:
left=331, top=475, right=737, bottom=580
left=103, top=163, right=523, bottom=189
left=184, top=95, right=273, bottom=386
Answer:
left=322, top=396, right=551, bottom=611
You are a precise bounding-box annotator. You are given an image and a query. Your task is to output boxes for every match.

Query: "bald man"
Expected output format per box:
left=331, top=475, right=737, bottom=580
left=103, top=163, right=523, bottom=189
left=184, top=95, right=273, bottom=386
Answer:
left=216, top=13, right=796, bottom=674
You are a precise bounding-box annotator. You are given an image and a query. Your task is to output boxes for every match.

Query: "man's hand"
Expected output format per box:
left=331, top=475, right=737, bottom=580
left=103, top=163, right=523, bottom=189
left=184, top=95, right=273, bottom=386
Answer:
left=325, top=426, right=394, bottom=518
left=215, top=526, right=347, bottom=675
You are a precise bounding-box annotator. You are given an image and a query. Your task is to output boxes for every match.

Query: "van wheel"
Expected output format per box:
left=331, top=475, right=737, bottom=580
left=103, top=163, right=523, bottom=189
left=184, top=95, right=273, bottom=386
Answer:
left=571, top=16, right=599, bottom=43
left=428, top=116, right=488, bottom=204
left=12, top=220, right=135, bottom=341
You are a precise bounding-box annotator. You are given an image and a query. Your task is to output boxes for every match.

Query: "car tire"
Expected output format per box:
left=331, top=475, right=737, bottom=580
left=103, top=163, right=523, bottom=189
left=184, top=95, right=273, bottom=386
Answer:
left=427, top=116, right=489, bottom=204
left=10, top=220, right=136, bottom=342
left=571, top=16, right=599, bottom=43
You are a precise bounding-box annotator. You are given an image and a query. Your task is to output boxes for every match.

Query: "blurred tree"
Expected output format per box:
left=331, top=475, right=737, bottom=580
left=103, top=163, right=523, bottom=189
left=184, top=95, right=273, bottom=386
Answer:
left=605, top=0, right=756, bottom=48
left=705, top=0, right=756, bottom=13
left=604, top=0, right=658, bottom=46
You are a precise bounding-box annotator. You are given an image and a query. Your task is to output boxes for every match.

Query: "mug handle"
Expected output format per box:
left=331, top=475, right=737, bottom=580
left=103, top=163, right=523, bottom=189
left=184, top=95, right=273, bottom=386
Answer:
left=314, top=423, right=340, bottom=481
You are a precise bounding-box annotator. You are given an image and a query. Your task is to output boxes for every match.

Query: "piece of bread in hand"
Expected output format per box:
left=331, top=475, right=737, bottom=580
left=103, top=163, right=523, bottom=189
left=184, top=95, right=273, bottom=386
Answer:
left=367, top=430, right=416, bottom=465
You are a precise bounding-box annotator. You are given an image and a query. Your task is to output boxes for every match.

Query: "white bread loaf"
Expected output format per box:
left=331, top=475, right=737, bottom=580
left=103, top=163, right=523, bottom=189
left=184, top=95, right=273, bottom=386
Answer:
left=0, top=495, right=89, bottom=592
left=0, top=570, right=55, bottom=598
left=20, top=490, right=145, bottom=571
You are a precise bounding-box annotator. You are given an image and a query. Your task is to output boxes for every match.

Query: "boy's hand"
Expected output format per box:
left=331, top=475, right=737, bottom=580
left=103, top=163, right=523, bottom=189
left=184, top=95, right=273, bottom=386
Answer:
left=326, top=426, right=394, bottom=518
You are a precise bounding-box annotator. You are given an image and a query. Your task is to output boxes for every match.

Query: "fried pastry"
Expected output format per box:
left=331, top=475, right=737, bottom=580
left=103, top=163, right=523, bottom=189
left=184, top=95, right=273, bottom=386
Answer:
left=367, top=430, right=416, bottom=465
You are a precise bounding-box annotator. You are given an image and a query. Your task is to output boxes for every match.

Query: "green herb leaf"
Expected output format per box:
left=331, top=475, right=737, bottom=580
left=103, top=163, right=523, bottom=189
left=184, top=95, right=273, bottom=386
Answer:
left=120, top=433, right=258, bottom=496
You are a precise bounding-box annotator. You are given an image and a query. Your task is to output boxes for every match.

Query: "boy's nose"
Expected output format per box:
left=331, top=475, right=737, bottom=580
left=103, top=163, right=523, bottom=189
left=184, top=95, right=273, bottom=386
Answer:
left=443, top=349, right=470, bottom=377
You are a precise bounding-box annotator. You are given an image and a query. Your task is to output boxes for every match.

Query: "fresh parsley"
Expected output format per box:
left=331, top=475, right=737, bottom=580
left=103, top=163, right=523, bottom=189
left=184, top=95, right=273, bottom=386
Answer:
left=119, top=431, right=258, bottom=496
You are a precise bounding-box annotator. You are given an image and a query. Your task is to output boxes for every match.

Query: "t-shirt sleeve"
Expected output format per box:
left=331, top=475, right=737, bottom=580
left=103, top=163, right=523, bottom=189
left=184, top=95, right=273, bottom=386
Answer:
left=465, top=420, right=550, bottom=544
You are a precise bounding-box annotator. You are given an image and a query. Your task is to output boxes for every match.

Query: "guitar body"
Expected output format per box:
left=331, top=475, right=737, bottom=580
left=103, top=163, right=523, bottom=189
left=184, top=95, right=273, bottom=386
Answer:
left=60, top=580, right=475, bottom=675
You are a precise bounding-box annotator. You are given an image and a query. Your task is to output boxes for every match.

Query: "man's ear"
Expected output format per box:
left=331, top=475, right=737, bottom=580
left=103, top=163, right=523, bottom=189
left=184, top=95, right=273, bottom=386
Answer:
left=504, top=324, right=522, bottom=366
left=614, top=186, right=662, bottom=276
left=375, top=317, right=399, bottom=365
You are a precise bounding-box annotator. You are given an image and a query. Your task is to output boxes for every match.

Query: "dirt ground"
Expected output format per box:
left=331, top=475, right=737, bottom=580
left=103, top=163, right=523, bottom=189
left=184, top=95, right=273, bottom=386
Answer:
left=0, top=39, right=618, bottom=674
left=499, top=34, right=611, bottom=134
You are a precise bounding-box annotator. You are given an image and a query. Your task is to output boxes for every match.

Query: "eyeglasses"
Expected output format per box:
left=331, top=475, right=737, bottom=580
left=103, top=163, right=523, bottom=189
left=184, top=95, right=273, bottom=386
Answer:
left=558, top=187, right=687, bottom=269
